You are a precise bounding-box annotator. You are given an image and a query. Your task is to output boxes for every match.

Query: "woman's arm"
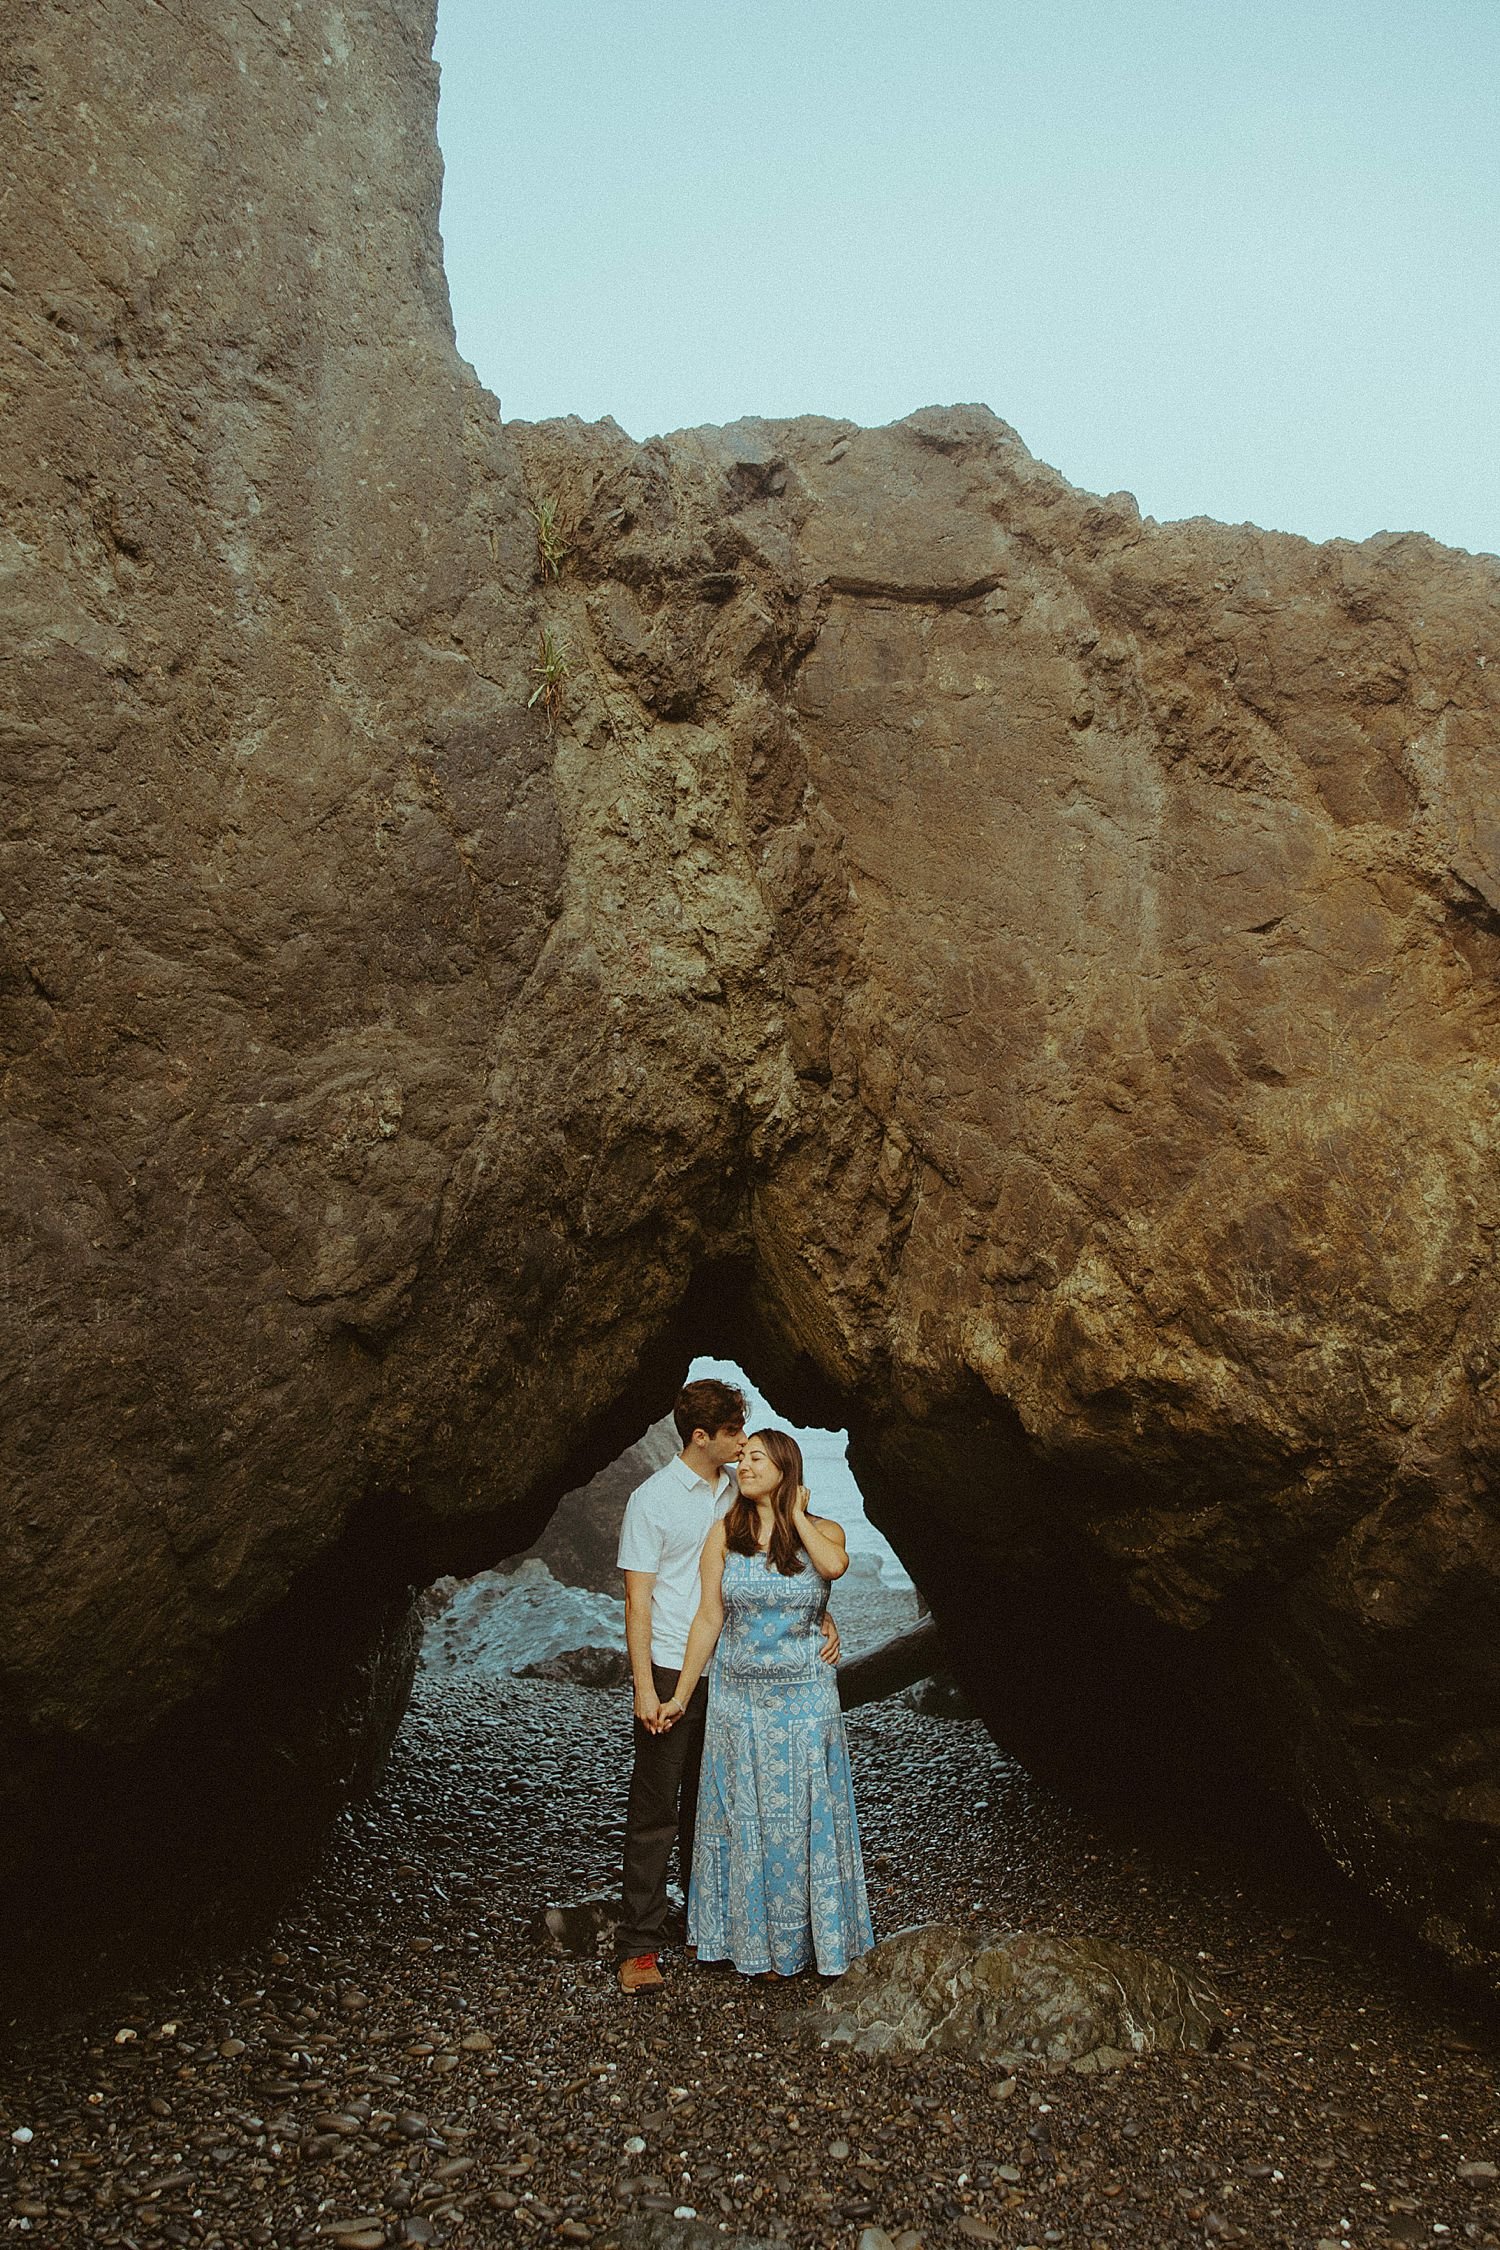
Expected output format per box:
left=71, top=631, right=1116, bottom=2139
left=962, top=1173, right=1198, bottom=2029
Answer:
left=658, top=1523, right=727, bottom=1720
left=793, top=1490, right=849, bottom=1581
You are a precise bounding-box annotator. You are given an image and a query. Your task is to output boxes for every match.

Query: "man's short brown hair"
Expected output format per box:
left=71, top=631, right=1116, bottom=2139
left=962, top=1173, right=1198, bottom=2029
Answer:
left=673, top=1377, right=747, bottom=1446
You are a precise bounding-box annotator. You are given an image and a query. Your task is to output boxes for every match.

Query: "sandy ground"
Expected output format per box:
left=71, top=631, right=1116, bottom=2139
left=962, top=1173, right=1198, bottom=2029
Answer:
left=3, top=1665, right=1498, bottom=2250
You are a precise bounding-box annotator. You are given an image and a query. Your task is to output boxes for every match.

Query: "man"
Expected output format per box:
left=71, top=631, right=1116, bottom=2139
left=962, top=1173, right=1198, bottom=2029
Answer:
left=615, top=1376, right=839, bottom=1993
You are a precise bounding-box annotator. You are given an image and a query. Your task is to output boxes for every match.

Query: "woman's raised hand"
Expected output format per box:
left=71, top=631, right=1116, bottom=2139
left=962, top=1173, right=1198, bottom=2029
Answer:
left=790, top=1492, right=850, bottom=1583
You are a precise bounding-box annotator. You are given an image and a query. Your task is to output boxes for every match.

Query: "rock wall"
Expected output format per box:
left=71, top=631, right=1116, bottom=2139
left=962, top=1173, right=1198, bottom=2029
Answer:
left=2, top=4, right=1498, bottom=1983
left=509, top=407, right=1500, bottom=1981
left=0, top=0, right=553, bottom=1934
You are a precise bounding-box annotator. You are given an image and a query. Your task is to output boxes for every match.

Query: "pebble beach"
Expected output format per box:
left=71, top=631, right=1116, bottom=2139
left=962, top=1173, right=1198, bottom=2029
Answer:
left=3, top=1660, right=1498, bottom=2250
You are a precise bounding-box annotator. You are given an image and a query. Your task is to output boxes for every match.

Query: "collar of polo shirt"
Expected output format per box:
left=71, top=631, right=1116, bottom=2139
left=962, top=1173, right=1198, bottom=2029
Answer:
left=669, top=1452, right=734, bottom=1496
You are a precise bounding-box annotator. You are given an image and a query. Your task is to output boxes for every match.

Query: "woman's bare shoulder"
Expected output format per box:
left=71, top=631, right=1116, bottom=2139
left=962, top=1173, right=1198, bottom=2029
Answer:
left=809, top=1513, right=846, bottom=1540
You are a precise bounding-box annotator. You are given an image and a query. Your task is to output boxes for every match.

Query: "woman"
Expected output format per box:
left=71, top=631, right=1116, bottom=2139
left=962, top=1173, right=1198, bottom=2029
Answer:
left=659, top=1428, right=874, bottom=1979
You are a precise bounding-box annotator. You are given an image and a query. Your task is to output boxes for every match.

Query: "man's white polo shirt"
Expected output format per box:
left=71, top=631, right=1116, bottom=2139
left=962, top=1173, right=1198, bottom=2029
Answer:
left=616, top=1453, right=734, bottom=1671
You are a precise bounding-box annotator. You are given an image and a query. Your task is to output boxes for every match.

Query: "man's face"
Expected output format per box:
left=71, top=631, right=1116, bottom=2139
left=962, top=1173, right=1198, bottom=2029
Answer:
left=703, top=1421, right=745, bottom=1471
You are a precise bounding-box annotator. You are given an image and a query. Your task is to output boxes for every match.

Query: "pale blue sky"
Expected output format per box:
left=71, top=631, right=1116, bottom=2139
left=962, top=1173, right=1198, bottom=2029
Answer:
left=433, top=0, right=1498, bottom=554
left=686, top=1357, right=906, bottom=1572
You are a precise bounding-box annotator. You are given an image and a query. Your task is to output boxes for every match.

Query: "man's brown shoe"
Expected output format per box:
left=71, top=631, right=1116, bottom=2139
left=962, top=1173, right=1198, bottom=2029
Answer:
left=618, top=1952, right=664, bottom=1995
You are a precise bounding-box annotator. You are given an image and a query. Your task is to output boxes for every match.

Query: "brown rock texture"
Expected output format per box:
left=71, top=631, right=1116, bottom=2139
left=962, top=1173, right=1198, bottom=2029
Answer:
left=800, top=1922, right=1225, bottom=2066
left=0, top=0, right=555, bottom=1931
left=3, top=3, right=1499, bottom=1983
left=516, top=405, right=1500, bottom=1986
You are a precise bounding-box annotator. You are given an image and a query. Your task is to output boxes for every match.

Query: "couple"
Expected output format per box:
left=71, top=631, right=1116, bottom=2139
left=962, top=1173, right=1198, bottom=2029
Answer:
left=615, top=1376, right=875, bottom=1994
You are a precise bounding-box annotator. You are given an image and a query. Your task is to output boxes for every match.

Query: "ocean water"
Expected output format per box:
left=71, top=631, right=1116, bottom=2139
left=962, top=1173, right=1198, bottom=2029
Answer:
left=687, top=1356, right=912, bottom=1587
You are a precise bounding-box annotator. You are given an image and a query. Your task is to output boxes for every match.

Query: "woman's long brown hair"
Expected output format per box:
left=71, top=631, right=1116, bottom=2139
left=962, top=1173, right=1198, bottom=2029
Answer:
left=723, top=1428, right=806, bottom=1575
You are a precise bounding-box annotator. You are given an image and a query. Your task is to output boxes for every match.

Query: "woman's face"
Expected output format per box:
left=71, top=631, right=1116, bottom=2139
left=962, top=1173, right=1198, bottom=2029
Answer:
left=737, top=1438, right=780, bottom=1499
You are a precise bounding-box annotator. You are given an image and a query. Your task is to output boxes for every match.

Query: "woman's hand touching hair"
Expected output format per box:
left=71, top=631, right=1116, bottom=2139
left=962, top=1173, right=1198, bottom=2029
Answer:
left=789, top=1484, right=850, bottom=1581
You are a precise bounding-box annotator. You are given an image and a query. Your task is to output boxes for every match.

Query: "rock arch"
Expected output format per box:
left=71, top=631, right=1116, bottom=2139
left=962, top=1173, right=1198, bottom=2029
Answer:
left=2, top=0, right=1498, bottom=1992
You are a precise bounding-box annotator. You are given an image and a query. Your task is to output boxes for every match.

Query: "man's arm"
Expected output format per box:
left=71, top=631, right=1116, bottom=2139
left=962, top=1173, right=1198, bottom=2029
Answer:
left=819, top=1609, right=841, bottom=1665
left=623, top=1571, right=663, bottom=1730
left=658, top=1522, right=728, bottom=1720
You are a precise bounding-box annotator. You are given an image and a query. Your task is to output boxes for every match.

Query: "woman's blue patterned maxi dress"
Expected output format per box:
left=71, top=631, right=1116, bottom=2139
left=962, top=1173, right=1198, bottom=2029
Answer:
left=687, top=1548, right=874, bottom=1976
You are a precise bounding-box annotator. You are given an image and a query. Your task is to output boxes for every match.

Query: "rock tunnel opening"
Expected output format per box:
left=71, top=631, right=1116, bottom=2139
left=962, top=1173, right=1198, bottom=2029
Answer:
left=573, top=1265, right=1283, bottom=1841
left=378, top=1248, right=1339, bottom=2002
left=0, top=1257, right=1324, bottom=2008
left=418, top=1354, right=924, bottom=1697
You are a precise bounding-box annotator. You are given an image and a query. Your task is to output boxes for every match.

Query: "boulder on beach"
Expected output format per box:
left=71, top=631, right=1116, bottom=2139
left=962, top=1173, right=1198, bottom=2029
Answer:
left=797, top=1922, right=1225, bottom=2070
left=531, top=1894, right=621, bottom=1958
left=533, top=1885, right=686, bottom=1958
left=516, top=1644, right=633, bottom=1688
left=904, top=1672, right=973, bottom=1720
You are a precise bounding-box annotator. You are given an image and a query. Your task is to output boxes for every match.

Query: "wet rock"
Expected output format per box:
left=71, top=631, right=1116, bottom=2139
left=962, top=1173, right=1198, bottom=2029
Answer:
left=798, top=1922, right=1225, bottom=2067
left=903, top=1672, right=973, bottom=1721
left=517, top=1645, right=633, bottom=1688
left=532, top=1895, right=621, bottom=1957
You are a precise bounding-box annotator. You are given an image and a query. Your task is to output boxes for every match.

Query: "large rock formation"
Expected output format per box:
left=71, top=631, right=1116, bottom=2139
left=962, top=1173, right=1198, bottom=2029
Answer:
left=0, top=0, right=552, bottom=1946
left=505, top=1416, right=678, bottom=1593
left=2, top=2, right=1498, bottom=1983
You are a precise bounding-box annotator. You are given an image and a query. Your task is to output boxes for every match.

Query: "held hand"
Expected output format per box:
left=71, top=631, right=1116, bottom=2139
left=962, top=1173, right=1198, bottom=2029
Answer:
left=657, top=1695, right=686, bottom=1729
left=634, top=1685, right=663, bottom=1732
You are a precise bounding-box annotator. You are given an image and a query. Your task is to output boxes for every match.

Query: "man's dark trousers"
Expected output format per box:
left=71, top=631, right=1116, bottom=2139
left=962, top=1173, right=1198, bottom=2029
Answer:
left=618, top=1664, right=709, bottom=1961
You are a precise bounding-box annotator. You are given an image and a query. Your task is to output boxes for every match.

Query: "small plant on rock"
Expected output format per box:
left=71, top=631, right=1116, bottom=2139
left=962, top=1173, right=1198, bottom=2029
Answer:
left=528, top=495, right=569, bottom=582
left=528, top=624, right=570, bottom=727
